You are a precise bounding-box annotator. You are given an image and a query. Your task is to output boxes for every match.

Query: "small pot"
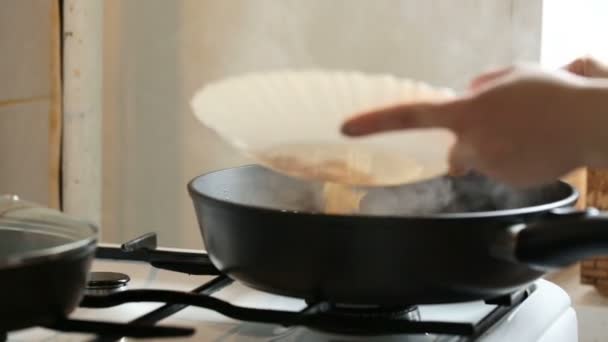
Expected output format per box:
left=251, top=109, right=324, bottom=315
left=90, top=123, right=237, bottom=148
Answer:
left=0, top=195, right=97, bottom=331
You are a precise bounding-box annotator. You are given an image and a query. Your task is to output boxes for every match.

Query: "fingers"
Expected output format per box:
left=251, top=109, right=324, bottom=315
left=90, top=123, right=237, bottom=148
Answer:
left=342, top=65, right=517, bottom=137
left=563, top=57, right=585, bottom=76
left=563, top=56, right=608, bottom=78
left=469, top=66, right=514, bottom=91
left=341, top=99, right=467, bottom=137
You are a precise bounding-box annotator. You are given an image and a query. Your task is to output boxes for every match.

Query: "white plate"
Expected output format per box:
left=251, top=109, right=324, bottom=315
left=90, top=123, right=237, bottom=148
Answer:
left=191, top=69, right=455, bottom=186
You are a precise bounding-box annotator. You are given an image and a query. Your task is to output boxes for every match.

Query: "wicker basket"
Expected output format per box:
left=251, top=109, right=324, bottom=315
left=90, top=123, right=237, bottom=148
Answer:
left=580, top=168, right=608, bottom=294
left=581, top=257, right=608, bottom=294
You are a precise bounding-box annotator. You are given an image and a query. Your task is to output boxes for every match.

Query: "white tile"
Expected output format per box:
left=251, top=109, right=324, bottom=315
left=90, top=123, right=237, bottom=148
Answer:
left=0, top=100, right=50, bottom=205
left=0, top=0, right=53, bottom=101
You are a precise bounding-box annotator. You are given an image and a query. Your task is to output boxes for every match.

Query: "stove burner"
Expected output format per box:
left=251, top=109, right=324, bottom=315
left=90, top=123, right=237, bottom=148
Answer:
left=301, top=303, right=422, bottom=335
left=12, top=233, right=533, bottom=341
left=85, top=272, right=130, bottom=296
left=298, top=302, right=423, bottom=335
left=311, top=302, right=421, bottom=320
left=88, top=234, right=533, bottom=338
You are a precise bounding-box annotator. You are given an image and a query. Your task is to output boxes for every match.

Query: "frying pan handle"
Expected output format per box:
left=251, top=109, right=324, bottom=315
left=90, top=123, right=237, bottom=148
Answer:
left=513, top=208, right=608, bottom=269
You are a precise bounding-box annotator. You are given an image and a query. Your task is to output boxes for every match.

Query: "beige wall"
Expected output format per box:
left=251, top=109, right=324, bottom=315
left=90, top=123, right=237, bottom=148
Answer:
left=0, top=0, right=60, bottom=208
left=103, top=0, right=543, bottom=248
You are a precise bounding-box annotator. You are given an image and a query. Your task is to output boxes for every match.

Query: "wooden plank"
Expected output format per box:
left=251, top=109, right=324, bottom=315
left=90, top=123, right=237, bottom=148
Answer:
left=62, top=0, right=103, bottom=225
left=49, top=0, right=61, bottom=209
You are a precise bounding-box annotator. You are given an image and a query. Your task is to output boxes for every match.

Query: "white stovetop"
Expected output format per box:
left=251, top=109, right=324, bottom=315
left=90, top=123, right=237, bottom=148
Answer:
left=8, top=256, right=577, bottom=342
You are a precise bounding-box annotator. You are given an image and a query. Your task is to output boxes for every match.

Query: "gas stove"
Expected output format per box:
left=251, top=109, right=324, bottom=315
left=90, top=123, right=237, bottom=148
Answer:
left=8, top=233, right=577, bottom=341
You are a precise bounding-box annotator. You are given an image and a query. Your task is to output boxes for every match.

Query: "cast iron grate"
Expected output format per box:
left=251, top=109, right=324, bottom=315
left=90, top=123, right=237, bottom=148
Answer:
left=40, top=233, right=532, bottom=341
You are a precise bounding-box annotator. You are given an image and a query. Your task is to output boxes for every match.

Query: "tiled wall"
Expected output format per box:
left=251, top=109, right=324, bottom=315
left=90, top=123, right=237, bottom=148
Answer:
left=0, top=0, right=60, bottom=207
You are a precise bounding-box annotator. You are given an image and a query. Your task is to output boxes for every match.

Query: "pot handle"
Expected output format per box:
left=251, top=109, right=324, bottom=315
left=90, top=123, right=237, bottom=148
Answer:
left=513, top=208, right=608, bottom=269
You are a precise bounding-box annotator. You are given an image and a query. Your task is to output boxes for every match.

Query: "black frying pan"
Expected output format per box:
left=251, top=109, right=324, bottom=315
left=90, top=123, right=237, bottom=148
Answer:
left=0, top=196, right=97, bottom=332
left=188, top=165, right=608, bottom=305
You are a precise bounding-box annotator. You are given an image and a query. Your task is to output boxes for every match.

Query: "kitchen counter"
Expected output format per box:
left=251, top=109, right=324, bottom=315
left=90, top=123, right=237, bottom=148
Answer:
left=548, top=265, right=608, bottom=342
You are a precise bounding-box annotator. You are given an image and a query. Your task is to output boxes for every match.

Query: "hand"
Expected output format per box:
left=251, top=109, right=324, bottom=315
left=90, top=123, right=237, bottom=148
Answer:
left=470, top=57, right=608, bottom=89
left=564, top=56, right=608, bottom=78
left=342, top=65, right=608, bottom=187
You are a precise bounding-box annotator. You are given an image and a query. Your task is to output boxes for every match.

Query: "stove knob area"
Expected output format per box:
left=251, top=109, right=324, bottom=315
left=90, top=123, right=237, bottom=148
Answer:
left=85, top=271, right=131, bottom=296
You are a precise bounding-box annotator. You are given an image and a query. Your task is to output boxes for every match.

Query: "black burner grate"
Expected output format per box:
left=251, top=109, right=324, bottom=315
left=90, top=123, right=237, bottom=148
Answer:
left=30, top=233, right=533, bottom=341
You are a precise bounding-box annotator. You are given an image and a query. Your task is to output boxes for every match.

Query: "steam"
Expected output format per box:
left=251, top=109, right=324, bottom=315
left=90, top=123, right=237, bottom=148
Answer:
left=360, top=178, right=456, bottom=216
left=204, top=167, right=558, bottom=217
left=359, top=173, right=553, bottom=216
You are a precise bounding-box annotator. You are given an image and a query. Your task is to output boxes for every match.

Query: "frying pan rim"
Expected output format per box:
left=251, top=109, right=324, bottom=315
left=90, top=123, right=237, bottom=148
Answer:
left=0, top=221, right=98, bottom=270
left=188, top=165, right=579, bottom=220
